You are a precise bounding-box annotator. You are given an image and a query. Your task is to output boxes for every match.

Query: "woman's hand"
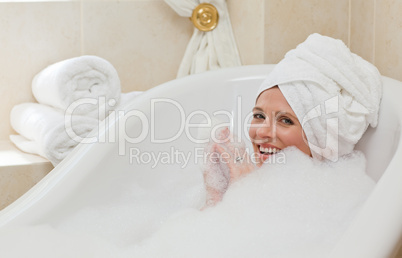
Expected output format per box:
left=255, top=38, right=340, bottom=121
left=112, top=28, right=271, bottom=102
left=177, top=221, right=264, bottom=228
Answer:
left=202, top=128, right=256, bottom=208
left=214, top=142, right=255, bottom=184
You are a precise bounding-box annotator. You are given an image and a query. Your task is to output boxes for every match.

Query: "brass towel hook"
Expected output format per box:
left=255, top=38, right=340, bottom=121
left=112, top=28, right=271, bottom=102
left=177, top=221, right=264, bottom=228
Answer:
left=191, top=3, right=219, bottom=32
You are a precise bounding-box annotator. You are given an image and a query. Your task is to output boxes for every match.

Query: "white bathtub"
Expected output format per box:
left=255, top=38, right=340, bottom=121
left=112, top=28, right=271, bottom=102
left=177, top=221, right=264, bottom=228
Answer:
left=0, top=64, right=401, bottom=257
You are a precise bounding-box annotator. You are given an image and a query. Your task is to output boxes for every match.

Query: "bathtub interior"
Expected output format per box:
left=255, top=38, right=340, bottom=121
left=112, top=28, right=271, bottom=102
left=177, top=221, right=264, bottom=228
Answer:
left=1, top=64, right=402, bottom=255
left=355, top=76, right=402, bottom=182
left=0, top=65, right=273, bottom=227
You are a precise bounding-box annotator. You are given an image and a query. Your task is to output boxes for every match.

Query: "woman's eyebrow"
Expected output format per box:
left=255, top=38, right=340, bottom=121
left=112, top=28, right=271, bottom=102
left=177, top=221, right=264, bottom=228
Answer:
left=252, top=107, right=263, bottom=112
left=276, top=111, right=295, bottom=117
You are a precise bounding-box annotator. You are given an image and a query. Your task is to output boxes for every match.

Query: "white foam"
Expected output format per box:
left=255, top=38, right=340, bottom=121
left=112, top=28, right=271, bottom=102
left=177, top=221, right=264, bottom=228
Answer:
left=55, top=170, right=206, bottom=248
left=0, top=224, right=113, bottom=258
left=0, top=147, right=374, bottom=257
left=122, top=147, right=375, bottom=257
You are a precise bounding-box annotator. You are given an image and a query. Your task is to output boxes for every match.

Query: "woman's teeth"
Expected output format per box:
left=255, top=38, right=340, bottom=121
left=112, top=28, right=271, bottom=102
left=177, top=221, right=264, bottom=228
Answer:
left=259, top=146, right=279, bottom=154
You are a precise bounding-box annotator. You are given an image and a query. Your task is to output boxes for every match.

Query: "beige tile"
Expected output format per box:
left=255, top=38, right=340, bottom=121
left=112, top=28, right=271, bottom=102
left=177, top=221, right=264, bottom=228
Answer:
left=0, top=162, right=53, bottom=210
left=81, top=0, right=163, bottom=2
left=350, top=0, right=375, bottom=63
left=264, top=0, right=349, bottom=64
left=228, top=0, right=265, bottom=65
left=82, top=1, right=193, bottom=92
left=375, top=0, right=402, bottom=81
left=0, top=2, right=81, bottom=141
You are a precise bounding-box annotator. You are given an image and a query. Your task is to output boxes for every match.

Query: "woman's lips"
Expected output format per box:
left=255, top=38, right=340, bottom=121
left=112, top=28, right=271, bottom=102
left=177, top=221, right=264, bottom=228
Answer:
left=257, top=144, right=281, bottom=162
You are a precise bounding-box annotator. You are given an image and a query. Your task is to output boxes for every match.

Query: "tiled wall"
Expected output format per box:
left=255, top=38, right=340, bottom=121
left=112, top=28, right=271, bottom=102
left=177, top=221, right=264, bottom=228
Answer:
left=1, top=0, right=402, bottom=142
left=1, top=1, right=402, bottom=255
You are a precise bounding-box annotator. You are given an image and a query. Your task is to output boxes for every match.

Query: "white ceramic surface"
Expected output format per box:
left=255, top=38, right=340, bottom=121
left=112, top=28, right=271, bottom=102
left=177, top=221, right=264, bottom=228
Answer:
left=0, top=65, right=401, bottom=257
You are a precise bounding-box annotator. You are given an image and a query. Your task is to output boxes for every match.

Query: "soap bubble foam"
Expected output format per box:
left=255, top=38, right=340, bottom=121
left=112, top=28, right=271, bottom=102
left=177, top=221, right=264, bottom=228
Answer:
left=0, top=147, right=374, bottom=258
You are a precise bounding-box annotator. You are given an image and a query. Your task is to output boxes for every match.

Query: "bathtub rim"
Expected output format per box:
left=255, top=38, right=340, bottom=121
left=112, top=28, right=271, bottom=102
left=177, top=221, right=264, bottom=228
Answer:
left=328, top=76, right=402, bottom=258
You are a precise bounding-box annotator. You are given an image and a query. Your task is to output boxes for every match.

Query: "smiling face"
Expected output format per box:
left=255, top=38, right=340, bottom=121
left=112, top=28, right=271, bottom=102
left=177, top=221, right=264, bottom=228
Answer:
left=249, top=86, right=311, bottom=166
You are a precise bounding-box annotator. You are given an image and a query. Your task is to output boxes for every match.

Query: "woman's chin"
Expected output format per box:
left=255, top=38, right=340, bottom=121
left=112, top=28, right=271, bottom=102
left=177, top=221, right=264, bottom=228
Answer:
left=256, top=152, right=272, bottom=165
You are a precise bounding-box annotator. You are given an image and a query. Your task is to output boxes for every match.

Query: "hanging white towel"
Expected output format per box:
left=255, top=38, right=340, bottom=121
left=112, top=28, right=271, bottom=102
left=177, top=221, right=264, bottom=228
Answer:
left=32, top=55, right=121, bottom=120
left=164, top=0, right=241, bottom=77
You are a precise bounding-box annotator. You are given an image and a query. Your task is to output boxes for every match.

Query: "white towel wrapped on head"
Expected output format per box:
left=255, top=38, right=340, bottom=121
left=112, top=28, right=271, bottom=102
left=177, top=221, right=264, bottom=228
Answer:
left=257, top=33, right=382, bottom=161
left=32, top=55, right=121, bottom=120
left=10, top=103, right=99, bottom=166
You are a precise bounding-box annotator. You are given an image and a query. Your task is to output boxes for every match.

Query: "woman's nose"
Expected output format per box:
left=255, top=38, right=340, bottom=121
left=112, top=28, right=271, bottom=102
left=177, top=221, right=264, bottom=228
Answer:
left=256, top=119, right=276, bottom=140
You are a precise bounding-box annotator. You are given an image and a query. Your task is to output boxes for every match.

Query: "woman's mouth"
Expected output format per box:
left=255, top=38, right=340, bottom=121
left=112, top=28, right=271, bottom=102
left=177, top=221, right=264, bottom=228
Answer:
left=259, top=145, right=280, bottom=155
left=257, top=145, right=281, bottom=163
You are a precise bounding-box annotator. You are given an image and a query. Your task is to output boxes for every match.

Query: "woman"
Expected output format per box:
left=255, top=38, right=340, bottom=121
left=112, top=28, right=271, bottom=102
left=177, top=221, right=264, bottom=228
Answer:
left=203, top=33, right=382, bottom=207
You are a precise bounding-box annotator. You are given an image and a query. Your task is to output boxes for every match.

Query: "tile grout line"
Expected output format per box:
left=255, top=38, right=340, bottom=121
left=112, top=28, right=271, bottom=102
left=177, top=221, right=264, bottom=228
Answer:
left=348, top=0, right=351, bottom=48
left=80, top=0, right=85, bottom=55
left=262, top=0, right=265, bottom=64
left=372, top=0, right=376, bottom=64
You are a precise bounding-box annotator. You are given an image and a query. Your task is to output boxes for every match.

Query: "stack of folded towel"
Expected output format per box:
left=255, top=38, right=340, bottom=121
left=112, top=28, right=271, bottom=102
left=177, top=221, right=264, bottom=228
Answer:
left=10, top=55, right=141, bottom=166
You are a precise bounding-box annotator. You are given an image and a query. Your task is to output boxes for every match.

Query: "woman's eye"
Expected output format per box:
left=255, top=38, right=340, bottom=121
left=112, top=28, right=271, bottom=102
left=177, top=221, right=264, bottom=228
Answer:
left=280, top=117, right=294, bottom=125
left=253, top=113, right=265, bottom=120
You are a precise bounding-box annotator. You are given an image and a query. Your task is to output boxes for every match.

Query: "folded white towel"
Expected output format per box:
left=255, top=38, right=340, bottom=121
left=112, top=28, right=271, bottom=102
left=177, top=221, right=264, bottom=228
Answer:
left=32, top=56, right=121, bottom=120
left=258, top=33, right=382, bottom=161
left=10, top=103, right=98, bottom=166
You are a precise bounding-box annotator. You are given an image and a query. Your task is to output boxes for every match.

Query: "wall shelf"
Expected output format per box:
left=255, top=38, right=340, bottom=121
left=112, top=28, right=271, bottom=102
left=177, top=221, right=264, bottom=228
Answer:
left=0, top=141, right=53, bottom=210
